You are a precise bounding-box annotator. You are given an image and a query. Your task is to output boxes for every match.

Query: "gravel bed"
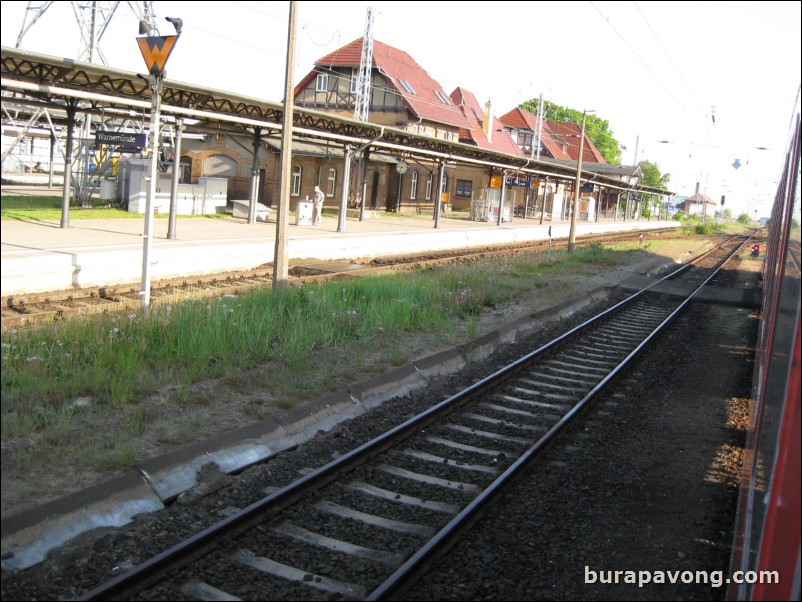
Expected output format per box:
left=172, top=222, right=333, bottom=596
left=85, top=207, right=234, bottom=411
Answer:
left=0, top=256, right=757, bottom=601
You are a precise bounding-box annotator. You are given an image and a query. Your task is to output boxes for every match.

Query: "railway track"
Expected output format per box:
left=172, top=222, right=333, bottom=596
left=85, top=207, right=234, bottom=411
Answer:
left=73, top=235, right=751, bottom=601
left=1, top=228, right=681, bottom=329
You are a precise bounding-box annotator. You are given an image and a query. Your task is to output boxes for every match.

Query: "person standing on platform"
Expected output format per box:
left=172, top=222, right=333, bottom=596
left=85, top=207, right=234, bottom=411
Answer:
left=312, top=186, right=324, bottom=226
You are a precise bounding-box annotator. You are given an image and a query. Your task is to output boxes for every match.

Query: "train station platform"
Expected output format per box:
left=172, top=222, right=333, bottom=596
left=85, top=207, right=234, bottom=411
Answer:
left=1, top=186, right=678, bottom=297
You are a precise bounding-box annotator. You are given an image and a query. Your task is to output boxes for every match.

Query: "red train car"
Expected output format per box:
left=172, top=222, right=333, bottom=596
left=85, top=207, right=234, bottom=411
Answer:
left=727, top=112, right=801, bottom=601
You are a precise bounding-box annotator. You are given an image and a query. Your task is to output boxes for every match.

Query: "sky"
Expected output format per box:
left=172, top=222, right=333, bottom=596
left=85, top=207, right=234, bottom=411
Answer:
left=2, top=0, right=800, bottom=217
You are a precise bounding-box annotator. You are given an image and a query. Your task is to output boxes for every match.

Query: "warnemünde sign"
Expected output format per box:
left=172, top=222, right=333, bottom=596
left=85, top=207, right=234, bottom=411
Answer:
left=95, top=131, right=147, bottom=148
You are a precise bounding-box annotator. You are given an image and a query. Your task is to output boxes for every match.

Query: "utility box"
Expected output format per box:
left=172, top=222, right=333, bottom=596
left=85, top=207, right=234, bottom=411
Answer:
left=198, top=177, right=228, bottom=213
left=296, top=200, right=313, bottom=226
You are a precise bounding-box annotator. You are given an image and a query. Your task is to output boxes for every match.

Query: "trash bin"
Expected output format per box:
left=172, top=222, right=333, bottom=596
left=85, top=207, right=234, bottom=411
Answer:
left=100, top=179, right=116, bottom=200
left=296, top=201, right=313, bottom=226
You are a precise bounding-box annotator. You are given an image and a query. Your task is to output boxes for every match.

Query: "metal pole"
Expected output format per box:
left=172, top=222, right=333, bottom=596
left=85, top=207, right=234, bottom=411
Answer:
left=535, top=93, right=544, bottom=161
left=60, top=103, right=76, bottom=229
left=540, top=177, right=547, bottom=225
left=48, top=131, right=56, bottom=189
left=140, top=75, right=162, bottom=312
left=248, top=127, right=262, bottom=224
left=497, top=172, right=508, bottom=226
left=338, top=147, right=352, bottom=232
left=359, top=147, right=370, bottom=220
left=167, top=117, right=183, bottom=239
left=434, top=160, right=445, bottom=228
left=523, top=174, right=530, bottom=219
left=273, top=0, right=297, bottom=289
left=568, top=110, right=588, bottom=252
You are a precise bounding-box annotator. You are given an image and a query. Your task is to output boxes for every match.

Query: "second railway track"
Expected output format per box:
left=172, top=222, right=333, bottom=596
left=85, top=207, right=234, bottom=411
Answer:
left=2, top=228, right=689, bottom=329
left=69, top=235, right=753, bottom=601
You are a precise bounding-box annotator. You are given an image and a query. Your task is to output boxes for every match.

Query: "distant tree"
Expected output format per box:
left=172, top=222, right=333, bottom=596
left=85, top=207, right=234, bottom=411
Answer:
left=520, top=99, right=622, bottom=164
left=722, top=208, right=733, bottom=220
left=637, top=160, right=670, bottom=190
left=737, top=213, right=751, bottom=224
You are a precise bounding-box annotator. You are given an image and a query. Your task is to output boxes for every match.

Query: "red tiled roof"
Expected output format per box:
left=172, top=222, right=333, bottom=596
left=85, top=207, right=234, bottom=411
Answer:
left=499, top=107, right=570, bottom=160
left=450, top=87, right=521, bottom=156
left=499, top=107, right=538, bottom=131
left=546, top=122, right=606, bottom=163
left=499, top=107, right=605, bottom=163
left=299, top=38, right=471, bottom=129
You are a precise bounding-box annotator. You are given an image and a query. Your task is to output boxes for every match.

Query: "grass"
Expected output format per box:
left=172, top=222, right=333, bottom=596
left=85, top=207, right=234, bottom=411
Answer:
left=0, top=201, right=751, bottom=501
left=0, top=243, right=643, bottom=478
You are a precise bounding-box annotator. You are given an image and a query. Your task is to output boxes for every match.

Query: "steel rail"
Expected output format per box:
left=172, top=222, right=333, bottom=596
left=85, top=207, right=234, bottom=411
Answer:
left=75, top=240, right=746, bottom=601
left=367, top=236, right=752, bottom=599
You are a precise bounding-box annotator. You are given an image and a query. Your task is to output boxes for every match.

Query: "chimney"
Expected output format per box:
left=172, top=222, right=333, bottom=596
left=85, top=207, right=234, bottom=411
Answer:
left=484, top=99, right=492, bottom=142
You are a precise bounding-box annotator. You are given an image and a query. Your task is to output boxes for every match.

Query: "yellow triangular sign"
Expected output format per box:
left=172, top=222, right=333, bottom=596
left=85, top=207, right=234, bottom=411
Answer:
left=137, top=35, right=178, bottom=77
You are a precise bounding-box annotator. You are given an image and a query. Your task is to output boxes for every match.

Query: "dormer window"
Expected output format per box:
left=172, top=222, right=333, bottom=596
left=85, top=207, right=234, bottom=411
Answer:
left=399, top=79, right=417, bottom=95
left=434, top=90, right=451, bottom=105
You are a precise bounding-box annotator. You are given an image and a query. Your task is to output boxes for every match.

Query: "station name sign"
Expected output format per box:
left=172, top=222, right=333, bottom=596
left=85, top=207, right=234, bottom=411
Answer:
left=504, top=177, right=530, bottom=188
left=95, top=131, right=146, bottom=148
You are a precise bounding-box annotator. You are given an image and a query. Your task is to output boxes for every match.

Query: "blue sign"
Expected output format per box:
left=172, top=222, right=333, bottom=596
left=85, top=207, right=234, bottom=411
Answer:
left=505, top=177, right=529, bottom=188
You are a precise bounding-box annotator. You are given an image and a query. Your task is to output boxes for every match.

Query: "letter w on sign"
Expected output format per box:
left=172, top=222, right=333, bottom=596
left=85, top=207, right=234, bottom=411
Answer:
left=137, top=36, right=178, bottom=77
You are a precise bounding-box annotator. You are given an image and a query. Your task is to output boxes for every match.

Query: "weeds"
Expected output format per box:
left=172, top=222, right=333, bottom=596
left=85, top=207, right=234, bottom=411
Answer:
left=0, top=238, right=697, bottom=483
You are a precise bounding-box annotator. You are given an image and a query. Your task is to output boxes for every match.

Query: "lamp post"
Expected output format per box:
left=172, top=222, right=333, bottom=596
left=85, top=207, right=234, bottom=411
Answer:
left=568, top=109, right=593, bottom=252
left=136, top=18, right=181, bottom=312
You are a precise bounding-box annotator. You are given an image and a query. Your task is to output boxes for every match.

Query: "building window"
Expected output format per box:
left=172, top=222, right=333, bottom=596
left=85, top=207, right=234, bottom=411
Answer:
left=350, top=68, right=359, bottom=94
left=327, top=168, right=336, bottom=196
left=410, top=172, right=418, bottom=200
left=456, top=179, right=472, bottom=197
left=518, top=131, right=533, bottom=147
left=443, top=132, right=452, bottom=141
left=316, top=73, right=328, bottom=92
left=425, top=173, right=433, bottom=200
left=292, top=165, right=301, bottom=195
